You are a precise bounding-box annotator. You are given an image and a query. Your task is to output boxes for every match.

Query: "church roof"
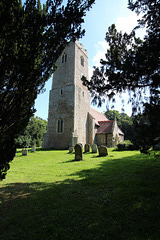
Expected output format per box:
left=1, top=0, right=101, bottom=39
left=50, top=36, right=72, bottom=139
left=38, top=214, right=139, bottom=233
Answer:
left=90, top=108, right=108, bottom=125
left=90, top=108, right=124, bottom=136
left=96, top=121, right=114, bottom=134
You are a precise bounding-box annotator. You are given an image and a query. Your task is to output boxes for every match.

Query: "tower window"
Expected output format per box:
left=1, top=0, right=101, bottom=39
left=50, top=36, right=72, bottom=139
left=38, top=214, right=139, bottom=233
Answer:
left=57, top=118, right=63, bottom=133
left=81, top=56, right=84, bottom=67
left=62, top=53, right=67, bottom=63
left=60, top=89, right=63, bottom=96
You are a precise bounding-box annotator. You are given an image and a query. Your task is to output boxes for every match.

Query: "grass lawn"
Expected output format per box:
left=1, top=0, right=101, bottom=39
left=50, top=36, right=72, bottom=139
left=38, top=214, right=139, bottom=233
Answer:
left=0, top=148, right=160, bottom=240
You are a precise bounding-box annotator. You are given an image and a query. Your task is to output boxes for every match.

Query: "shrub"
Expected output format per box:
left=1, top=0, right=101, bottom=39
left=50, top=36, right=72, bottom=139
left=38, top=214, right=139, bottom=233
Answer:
left=116, top=140, right=135, bottom=151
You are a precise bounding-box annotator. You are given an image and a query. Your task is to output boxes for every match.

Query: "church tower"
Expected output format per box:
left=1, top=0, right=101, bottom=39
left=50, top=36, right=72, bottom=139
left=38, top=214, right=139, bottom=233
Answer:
left=43, top=40, right=91, bottom=149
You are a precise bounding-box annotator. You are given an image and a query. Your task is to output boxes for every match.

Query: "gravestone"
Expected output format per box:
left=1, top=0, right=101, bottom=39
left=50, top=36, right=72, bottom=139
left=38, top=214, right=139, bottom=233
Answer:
left=98, top=145, right=108, bottom=157
left=75, top=144, right=83, bottom=161
left=22, top=149, right=28, bottom=156
left=91, top=144, right=98, bottom=153
left=84, top=144, right=90, bottom=153
left=78, top=143, right=83, bottom=150
left=69, top=146, right=74, bottom=153
left=31, top=145, right=36, bottom=152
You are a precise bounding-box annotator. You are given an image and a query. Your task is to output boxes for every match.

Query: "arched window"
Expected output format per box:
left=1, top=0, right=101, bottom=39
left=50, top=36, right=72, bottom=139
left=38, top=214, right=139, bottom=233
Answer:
left=57, top=118, right=63, bottom=133
left=81, top=56, right=84, bottom=67
left=62, top=53, right=67, bottom=63
left=60, top=89, right=63, bottom=96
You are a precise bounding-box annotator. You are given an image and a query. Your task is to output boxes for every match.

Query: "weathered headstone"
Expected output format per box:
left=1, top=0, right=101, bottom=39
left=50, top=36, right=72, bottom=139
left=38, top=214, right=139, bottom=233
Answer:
left=98, top=145, right=108, bottom=157
left=69, top=146, right=74, bottom=153
left=91, top=144, right=98, bottom=153
left=84, top=144, right=90, bottom=153
left=75, top=144, right=83, bottom=161
left=22, top=149, right=28, bottom=156
left=78, top=143, right=83, bottom=150
left=31, top=145, right=36, bottom=152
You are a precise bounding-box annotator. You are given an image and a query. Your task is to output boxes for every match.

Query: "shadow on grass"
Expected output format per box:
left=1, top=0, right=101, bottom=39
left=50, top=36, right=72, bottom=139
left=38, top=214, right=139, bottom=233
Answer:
left=0, top=152, right=160, bottom=240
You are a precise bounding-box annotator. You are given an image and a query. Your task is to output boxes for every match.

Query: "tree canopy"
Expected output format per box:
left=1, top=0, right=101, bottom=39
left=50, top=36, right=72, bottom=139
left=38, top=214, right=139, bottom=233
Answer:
left=83, top=0, right=159, bottom=110
left=0, top=0, right=95, bottom=180
left=15, top=116, right=47, bottom=148
left=83, top=0, right=160, bottom=150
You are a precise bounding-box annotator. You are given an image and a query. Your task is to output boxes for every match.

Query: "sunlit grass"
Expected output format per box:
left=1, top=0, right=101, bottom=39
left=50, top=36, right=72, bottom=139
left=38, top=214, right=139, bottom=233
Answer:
left=0, top=148, right=160, bottom=240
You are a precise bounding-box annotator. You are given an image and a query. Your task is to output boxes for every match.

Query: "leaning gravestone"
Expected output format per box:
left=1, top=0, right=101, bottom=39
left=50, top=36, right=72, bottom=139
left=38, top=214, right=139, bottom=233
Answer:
left=69, top=146, right=74, bottom=153
left=98, top=145, right=108, bottom=157
left=84, top=144, right=90, bottom=153
left=75, top=144, right=83, bottom=161
left=91, top=144, right=98, bottom=153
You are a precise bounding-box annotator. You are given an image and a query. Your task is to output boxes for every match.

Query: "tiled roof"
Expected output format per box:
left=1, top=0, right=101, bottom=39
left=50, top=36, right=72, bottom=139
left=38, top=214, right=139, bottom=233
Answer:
left=90, top=108, right=108, bottom=125
left=96, top=121, right=114, bottom=134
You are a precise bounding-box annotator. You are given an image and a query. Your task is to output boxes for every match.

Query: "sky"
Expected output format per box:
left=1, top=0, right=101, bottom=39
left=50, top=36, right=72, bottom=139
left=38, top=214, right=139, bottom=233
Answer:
left=34, top=0, right=144, bottom=120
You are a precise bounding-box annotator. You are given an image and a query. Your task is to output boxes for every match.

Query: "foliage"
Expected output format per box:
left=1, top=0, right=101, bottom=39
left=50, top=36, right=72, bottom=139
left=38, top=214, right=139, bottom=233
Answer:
left=83, top=0, right=160, bottom=151
left=0, top=0, right=95, bottom=180
left=105, top=110, right=134, bottom=140
left=1, top=149, right=160, bottom=239
left=116, top=140, right=135, bottom=151
left=15, top=116, right=47, bottom=148
left=132, top=101, right=160, bottom=151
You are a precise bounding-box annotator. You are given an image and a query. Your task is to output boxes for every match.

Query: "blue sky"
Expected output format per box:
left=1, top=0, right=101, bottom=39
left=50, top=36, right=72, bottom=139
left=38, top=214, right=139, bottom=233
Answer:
left=35, top=0, right=143, bottom=120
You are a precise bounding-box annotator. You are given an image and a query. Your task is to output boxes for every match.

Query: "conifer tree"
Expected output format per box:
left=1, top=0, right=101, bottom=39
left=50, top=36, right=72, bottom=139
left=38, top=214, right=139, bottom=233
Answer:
left=0, top=0, right=95, bottom=180
left=83, top=0, right=160, bottom=150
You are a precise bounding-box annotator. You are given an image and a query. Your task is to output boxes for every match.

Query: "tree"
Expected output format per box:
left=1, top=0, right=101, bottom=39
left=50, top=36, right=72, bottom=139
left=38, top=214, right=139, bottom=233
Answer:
left=105, top=110, right=120, bottom=122
left=15, top=116, right=47, bottom=148
left=132, top=97, right=160, bottom=151
left=83, top=0, right=160, bottom=150
left=105, top=110, right=134, bottom=140
left=0, top=0, right=95, bottom=180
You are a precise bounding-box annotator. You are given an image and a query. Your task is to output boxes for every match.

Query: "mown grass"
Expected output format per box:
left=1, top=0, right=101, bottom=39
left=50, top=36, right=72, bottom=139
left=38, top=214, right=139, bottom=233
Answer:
left=0, top=148, right=160, bottom=240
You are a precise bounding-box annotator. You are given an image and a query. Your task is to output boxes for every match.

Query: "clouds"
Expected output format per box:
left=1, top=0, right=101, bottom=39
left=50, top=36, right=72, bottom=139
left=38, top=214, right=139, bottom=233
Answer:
left=116, top=11, right=138, bottom=33
left=93, top=41, right=108, bottom=67
left=89, top=10, right=144, bottom=115
left=91, top=11, right=145, bottom=68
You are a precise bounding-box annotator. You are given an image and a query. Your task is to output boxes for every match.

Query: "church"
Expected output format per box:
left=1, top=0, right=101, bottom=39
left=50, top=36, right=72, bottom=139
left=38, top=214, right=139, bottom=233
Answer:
left=42, top=40, right=124, bottom=149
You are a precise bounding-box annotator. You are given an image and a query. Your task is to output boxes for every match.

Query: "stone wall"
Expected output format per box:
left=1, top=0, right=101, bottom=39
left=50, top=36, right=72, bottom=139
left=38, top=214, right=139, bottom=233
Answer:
left=95, top=134, right=106, bottom=146
left=43, top=40, right=91, bottom=149
left=74, top=41, right=90, bottom=146
left=106, top=134, right=113, bottom=148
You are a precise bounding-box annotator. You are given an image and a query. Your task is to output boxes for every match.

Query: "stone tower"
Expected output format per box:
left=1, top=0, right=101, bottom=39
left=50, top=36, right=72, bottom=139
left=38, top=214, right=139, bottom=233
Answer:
left=43, top=40, right=91, bottom=149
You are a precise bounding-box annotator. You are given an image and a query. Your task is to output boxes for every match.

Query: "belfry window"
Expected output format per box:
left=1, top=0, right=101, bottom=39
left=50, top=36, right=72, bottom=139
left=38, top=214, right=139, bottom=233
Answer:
left=60, top=89, right=63, bottom=96
left=57, top=118, right=63, bottom=133
left=81, top=56, right=84, bottom=67
left=62, top=53, right=67, bottom=63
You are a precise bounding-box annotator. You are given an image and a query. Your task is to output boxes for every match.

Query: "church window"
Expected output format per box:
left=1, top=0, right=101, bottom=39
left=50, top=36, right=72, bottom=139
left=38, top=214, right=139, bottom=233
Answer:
left=57, top=118, right=63, bottom=133
left=65, top=53, right=67, bottom=62
left=60, top=89, right=63, bottom=96
left=62, top=53, right=67, bottom=63
left=81, top=56, right=84, bottom=67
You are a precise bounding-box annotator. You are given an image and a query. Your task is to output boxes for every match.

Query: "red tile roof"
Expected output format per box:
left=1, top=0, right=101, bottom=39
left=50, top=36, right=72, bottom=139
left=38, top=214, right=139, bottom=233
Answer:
left=90, top=108, right=108, bottom=125
left=96, top=121, right=114, bottom=134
